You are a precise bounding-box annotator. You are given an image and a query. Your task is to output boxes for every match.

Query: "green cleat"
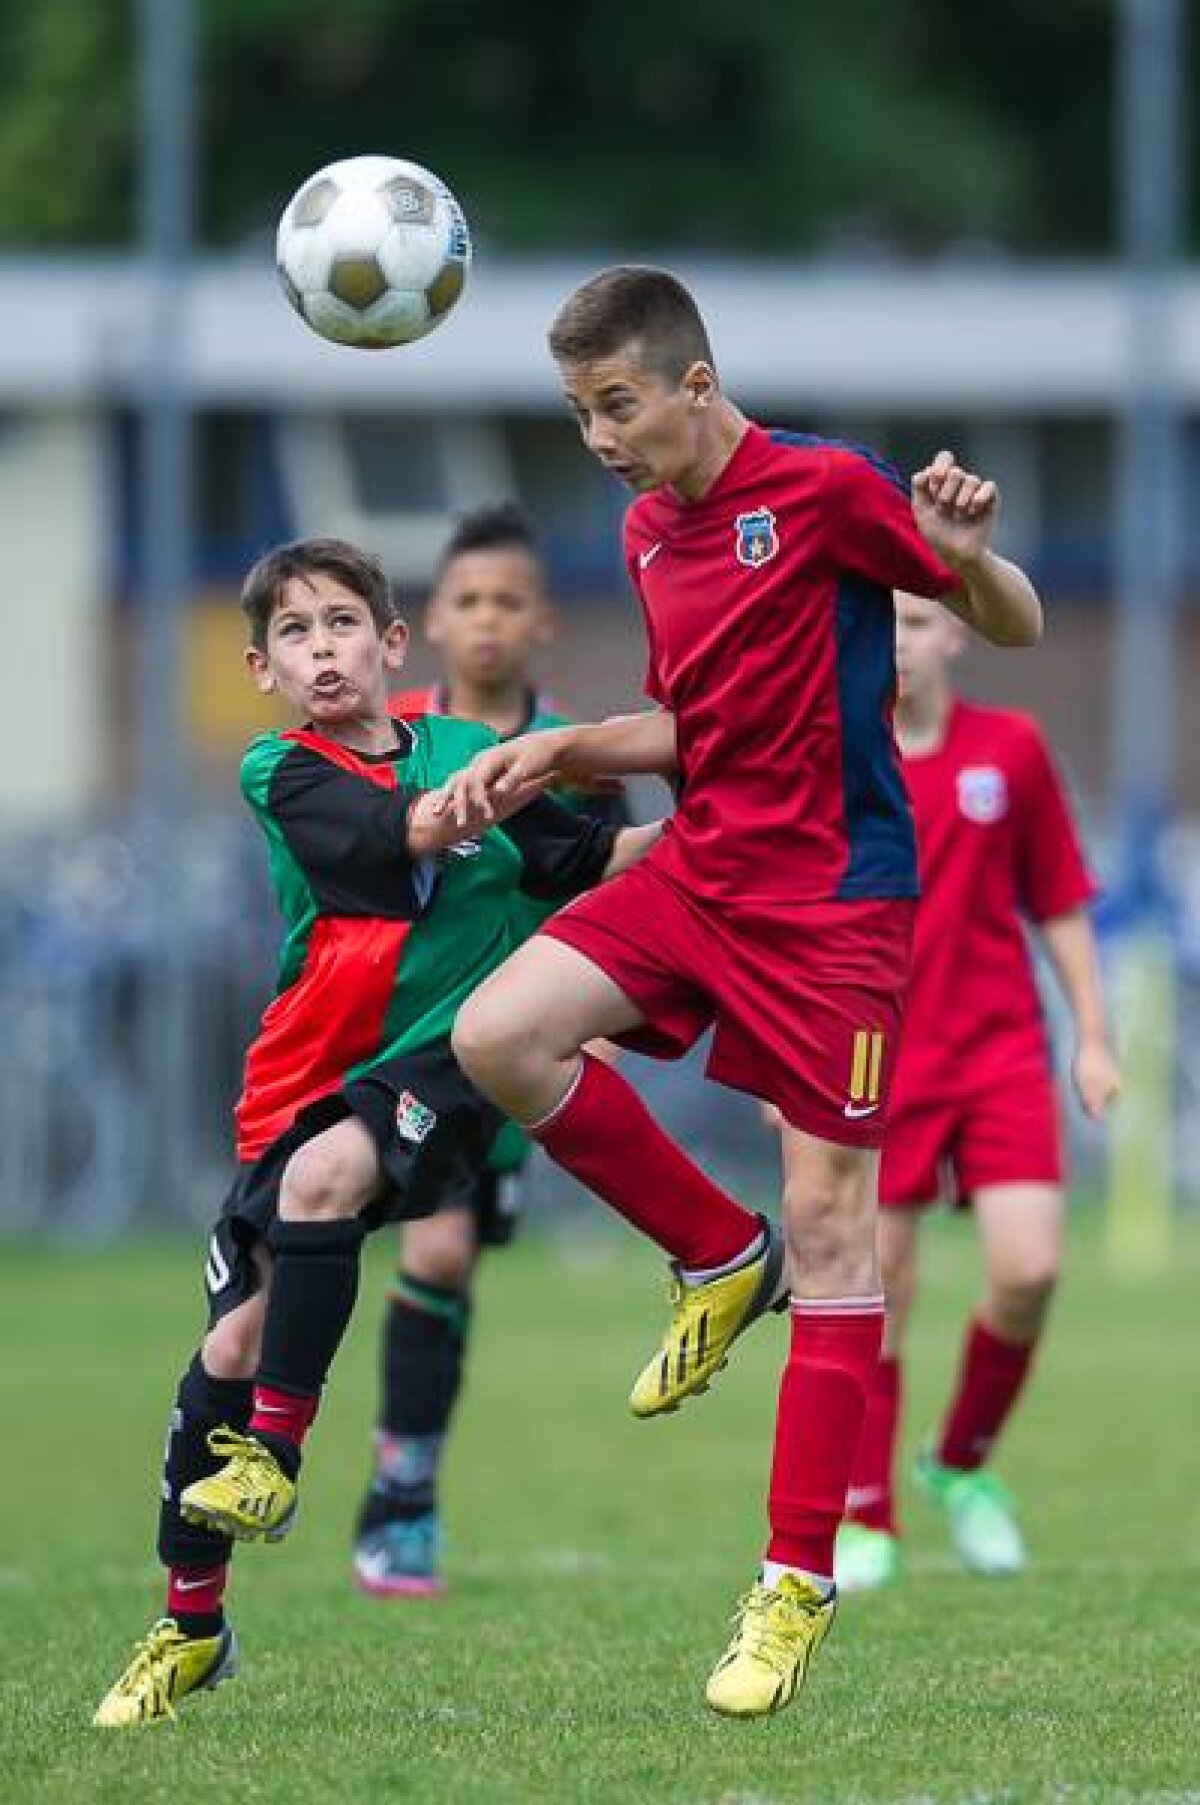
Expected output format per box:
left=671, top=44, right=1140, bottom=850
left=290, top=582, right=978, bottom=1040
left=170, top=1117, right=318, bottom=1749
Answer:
left=834, top=1521, right=901, bottom=1593
left=914, top=1446, right=1026, bottom=1575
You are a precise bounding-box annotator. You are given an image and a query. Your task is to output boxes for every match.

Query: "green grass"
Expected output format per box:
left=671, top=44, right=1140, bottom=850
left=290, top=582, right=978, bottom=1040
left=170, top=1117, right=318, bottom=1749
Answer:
left=1, top=1209, right=1197, bottom=1804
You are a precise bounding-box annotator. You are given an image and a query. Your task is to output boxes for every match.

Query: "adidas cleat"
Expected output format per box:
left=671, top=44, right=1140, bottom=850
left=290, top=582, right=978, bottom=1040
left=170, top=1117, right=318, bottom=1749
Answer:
left=705, top=1573, right=836, bottom=1718
left=180, top=1428, right=297, bottom=1544
left=629, top=1214, right=785, bottom=1419
left=93, top=1617, right=238, bottom=1727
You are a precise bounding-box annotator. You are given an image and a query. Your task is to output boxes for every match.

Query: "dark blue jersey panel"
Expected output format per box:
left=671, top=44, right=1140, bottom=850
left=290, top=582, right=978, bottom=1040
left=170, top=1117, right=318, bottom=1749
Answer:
left=832, top=575, right=919, bottom=900
left=767, top=429, right=908, bottom=496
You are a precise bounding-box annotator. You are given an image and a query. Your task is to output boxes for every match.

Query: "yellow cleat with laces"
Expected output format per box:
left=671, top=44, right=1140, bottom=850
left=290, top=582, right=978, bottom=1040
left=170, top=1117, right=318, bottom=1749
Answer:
left=705, top=1573, right=836, bottom=1718
left=180, top=1427, right=297, bottom=1543
left=93, top=1617, right=238, bottom=1727
left=628, top=1215, right=785, bottom=1419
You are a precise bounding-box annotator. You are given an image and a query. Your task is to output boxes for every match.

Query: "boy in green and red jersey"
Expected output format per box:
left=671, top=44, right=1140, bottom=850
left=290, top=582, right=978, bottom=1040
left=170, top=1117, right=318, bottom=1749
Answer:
left=355, top=502, right=630, bottom=1598
left=94, top=536, right=657, bottom=1728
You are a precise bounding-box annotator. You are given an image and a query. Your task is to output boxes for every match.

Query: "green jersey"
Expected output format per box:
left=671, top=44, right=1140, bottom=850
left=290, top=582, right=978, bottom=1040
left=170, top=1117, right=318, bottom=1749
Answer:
left=233, top=715, right=616, bottom=1163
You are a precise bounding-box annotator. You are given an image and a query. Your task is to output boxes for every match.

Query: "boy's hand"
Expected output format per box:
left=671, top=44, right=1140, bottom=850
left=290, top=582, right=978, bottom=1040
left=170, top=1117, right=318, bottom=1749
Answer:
left=432, top=731, right=566, bottom=829
left=912, top=449, right=1000, bottom=570
left=407, top=788, right=498, bottom=856
left=1072, top=1035, right=1122, bottom=1121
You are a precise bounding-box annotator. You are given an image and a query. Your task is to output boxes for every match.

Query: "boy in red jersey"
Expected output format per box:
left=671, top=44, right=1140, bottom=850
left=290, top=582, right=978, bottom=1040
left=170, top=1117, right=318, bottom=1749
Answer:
left=438, top=267, right=1044, bottom=1717
left=355, top=502, right=628, bottom=1597
left=835, top=591, right=1120, bottom=1593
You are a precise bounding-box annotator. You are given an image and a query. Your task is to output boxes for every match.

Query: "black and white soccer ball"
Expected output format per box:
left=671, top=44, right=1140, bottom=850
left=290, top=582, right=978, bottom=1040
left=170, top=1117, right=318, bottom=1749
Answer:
left=275, top=155, right=471, bottom=349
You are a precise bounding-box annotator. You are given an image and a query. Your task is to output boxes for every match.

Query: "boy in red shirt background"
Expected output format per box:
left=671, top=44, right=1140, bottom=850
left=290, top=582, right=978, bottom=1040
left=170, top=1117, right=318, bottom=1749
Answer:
left=836, top=592, right=1121, bottom=1592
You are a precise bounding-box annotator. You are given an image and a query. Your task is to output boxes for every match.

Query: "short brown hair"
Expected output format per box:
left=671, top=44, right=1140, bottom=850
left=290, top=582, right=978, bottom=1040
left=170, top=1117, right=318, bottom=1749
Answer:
left=548, top=266, right=714, bottom=384
left=241, top=537, right=398, bottom=651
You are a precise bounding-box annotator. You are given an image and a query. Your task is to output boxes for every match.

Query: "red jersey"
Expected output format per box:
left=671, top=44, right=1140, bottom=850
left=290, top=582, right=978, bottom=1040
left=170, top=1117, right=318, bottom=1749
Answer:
left=624, top=424, right=959, bottom=906
left=893, top=699, right=1095, bottom=1105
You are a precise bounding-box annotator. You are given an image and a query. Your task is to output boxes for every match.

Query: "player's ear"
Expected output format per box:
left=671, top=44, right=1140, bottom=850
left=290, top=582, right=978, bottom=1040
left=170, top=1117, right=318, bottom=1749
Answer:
left=245, top=646, right=276, bottom=693
left=684, top=361, right=717, bottom=409
left=383, top=617, right=410, bottom=672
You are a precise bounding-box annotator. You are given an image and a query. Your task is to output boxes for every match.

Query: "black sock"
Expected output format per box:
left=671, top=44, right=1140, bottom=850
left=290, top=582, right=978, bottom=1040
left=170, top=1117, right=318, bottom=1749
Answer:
left=158, top=1352, right=253, bottom=1572
left=174, top=1610, right=225, bottom=1641
left=356, top=1276, right=469, bottom=1536
left=384, top=1275, right=470, bottom=1437
left=258, top=1216, right=368, bottom=1399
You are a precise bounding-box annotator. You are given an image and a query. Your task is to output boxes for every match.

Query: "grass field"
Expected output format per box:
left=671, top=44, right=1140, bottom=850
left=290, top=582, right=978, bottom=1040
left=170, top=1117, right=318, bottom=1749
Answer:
left=1, top=1206, right=1197, bottom=1804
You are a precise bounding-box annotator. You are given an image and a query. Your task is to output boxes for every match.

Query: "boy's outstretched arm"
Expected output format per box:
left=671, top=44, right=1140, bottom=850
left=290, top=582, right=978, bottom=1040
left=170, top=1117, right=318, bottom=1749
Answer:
left=434, top=709, right=678, bottom=830
left=406, top=776, right=548, bottom=857
left=912, top=449, right=1043, bottom=648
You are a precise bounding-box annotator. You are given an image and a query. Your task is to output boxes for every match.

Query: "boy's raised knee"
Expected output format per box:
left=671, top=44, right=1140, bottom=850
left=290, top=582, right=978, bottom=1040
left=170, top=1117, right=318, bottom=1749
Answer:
left=279, top=1136, right=365, bottom=1222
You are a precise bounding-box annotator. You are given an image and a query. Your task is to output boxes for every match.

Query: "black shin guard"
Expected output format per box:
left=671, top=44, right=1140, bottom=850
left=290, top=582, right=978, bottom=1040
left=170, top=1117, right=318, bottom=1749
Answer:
left=258, top=1216, right=368, bottom=1398
left=158, top=1352, right=253, bottom=1568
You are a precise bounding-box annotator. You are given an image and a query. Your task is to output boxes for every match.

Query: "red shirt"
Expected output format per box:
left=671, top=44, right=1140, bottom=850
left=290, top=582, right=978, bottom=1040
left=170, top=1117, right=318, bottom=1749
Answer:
left=893, top=698, right=1095, bottom=1105
left=624, top=424, right=959, bottom=906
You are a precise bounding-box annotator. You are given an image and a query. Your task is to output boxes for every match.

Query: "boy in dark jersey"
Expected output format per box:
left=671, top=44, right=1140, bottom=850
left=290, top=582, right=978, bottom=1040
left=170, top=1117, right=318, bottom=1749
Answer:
left=354, top=503, right=629, bottom=1597
left=835, top=591, right=1120, bottom=1592
left=93, top=537, right=657, bottom=1727
left=439, top=268, right=1044, bottom=1717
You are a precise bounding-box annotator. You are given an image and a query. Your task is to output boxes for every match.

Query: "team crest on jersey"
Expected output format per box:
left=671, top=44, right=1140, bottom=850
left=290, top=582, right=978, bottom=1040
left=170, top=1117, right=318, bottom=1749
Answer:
left=395, top=1090, right=438, bottom=1144
left=956, top=765, right=1008, bottom=824
left=734, top=507, right=779, bottom=568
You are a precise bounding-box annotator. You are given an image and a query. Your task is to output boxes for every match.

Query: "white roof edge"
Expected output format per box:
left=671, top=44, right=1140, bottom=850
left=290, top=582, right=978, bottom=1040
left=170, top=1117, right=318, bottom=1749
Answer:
left=0, top=254, right=1194, bottom=410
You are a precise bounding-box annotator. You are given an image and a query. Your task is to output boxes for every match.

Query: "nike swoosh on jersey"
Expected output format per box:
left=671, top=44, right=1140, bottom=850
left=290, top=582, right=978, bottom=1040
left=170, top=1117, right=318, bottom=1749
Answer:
left=842, top=1101, right=880, bottom=1119
left=638, top=542, right=664, bottom=570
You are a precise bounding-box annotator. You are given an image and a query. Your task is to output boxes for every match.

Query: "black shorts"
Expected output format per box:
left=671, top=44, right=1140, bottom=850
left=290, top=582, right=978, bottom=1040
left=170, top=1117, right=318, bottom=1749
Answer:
left=203, top=1041, right=503, bottom=1324
left=462, top=1163, right=527, bottom=1249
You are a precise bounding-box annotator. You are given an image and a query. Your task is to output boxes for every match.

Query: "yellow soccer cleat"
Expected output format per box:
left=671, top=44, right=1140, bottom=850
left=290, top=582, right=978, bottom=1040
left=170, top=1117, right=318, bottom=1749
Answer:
left=93, top=1617, right=238, bottom=1727
left=180, top=1428, right=297, bottom=1543
left=629, top=1215, right=785, bottom=1418
left=705, top=1574, right=836, bottom=1718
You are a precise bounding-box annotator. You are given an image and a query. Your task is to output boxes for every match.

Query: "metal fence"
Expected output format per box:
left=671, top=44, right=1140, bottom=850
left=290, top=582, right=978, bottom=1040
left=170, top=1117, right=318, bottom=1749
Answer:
left=2, top=811, right=1198, bottom=1242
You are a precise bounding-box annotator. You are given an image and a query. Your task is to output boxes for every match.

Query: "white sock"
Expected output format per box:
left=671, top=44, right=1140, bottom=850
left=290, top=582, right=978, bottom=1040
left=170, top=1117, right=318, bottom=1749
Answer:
left=680, top=1227, right=764, bottom=1287
left=761, top=1560, right=834, bottom=1600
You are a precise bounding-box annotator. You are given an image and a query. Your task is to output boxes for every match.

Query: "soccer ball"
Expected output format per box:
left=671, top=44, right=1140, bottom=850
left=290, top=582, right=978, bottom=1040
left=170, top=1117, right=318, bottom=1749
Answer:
left=275, top=155, right=471, bottom=349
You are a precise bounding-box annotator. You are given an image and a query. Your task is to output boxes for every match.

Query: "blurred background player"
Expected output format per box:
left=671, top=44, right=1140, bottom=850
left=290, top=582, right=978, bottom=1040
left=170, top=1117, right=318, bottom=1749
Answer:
left=353, top=502, right=629, bottom=1597
left=835, top=591, right=1121, bottom=1594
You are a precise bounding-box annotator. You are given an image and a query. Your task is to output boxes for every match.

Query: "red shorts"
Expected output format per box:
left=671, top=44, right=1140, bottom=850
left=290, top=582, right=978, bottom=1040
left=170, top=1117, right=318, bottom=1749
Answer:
left=541, top=859, right=914, bottom=1148
left=879, top=1066, right=1064, bottom=1207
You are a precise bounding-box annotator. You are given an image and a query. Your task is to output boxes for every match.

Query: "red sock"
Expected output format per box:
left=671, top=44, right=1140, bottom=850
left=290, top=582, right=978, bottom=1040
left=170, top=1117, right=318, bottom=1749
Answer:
left=167, top=1561, right=228, bottom=1622
left=767, top=1297, right=885, bottom=1577
left=936, top=1315, right=1035, bottom=1471
left=248, top=1383, right=319, bottom=1452
left=532, top=1055, right=759, bottom=1268
left=845, top=1354, right=902, bottom=1534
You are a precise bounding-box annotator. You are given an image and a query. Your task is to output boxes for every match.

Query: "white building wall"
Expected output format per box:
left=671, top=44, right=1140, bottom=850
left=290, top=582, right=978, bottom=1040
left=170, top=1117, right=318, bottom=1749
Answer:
left=0, top=412, right=106, bottom=820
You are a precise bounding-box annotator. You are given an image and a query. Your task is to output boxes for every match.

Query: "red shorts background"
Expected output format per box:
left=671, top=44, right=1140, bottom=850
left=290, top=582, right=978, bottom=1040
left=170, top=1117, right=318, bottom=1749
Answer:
left=879, top=1065, right=1064, bottom=1207
left=541, top=859, right=914, bottom=1147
